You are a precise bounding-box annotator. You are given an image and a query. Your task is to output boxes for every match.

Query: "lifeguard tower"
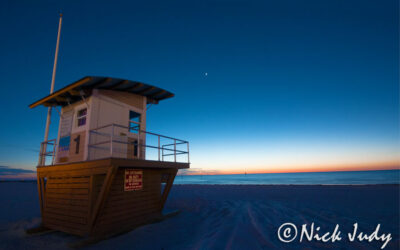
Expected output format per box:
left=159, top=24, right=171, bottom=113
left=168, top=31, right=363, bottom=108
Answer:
left=29, top=76, right=189, bottom=238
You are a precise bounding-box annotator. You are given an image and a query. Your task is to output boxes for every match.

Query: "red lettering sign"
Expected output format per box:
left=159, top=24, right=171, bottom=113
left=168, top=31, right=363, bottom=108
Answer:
left=124, top=170, right=143, bottom=191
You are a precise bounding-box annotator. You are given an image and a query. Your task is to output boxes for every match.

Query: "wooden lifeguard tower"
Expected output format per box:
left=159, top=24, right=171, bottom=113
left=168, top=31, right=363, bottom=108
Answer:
left=29, top=76, right=189, bottom=239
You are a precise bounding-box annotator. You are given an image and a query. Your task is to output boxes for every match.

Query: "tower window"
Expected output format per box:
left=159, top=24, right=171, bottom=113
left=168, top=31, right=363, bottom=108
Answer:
left=129, top=110, right=141, bottom=133
left=77, top=108, right=87, bottom=127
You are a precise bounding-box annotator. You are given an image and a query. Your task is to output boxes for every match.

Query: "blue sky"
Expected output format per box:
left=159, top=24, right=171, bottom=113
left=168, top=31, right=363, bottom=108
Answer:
left=0, top=0, right=398, bottom=173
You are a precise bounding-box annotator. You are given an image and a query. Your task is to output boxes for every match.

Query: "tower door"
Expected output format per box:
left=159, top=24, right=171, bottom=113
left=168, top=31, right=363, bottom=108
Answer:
left=127, top=137, right=138, bottom=159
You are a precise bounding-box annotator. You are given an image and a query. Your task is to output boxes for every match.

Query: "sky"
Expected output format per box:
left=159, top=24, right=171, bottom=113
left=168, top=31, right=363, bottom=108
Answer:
left=0, top=0, right=398, bottom=175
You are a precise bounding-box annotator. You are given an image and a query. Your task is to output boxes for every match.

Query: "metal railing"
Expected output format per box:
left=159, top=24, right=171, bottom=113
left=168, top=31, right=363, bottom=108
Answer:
left=88, top=123, right=189, bottom=163
left=38, top=139, right=57, bottom=166
left=37, top=124, right=190, bottom=166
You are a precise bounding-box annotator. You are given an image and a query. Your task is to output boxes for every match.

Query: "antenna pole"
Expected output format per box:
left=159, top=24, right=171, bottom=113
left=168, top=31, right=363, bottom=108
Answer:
left=40, top=13, right=63, bottom=166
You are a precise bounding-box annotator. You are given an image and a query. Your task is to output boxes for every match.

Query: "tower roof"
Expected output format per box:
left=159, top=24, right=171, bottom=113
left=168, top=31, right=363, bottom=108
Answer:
left=29, top=76, right=174, bottom=108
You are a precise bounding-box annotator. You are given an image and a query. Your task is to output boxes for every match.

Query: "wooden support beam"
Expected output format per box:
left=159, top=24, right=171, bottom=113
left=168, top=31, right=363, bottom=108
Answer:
left=43, top=102, right=59, bottom=107
left=29, top=77, right=92, bottom=108
left=87, top=77, right=112, bottom=89
left=54, top=96, right=68, bottom=102
left=37, top=175, right=44, bottom=216
left=89, top=165, right=118, bottom=234
left=138, top=86, right=155, bottom=95
left=40, top=177, right=46, bottom=209
left=68, top=89, right=80, bottom=96
left=163, top=93, right=174, bottom=99
left=122, top=82, right=143, bottom=92
left=109, top=80, right=129, bottom=89
left=159, top=169, right=177, bottom=210
left=150, top=90, right=166, bottom=98
left=146, top=98, right=159, bottom=104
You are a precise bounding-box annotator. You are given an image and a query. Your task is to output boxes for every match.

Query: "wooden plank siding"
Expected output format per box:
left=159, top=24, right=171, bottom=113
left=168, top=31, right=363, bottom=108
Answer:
left=42, top=175, right=92, bottom=236
left=92, top=169, right=161, bottom=235
left=36, top=158, right=184, bottom=237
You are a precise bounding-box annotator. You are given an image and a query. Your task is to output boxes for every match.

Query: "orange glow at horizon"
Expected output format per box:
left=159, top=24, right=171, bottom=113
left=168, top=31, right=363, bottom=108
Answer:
left=186, top=138, right=400, bottom=175
left=0, top=173, right=37, bottom=180
left=182, top=160, right=400, bottom=175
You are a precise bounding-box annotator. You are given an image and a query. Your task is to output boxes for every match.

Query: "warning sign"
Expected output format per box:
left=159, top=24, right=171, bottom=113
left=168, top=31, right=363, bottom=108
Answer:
left=124, top=170, right=143, bottom=191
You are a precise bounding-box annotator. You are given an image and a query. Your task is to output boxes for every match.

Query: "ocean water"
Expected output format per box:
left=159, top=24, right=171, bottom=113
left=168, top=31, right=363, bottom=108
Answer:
left=174, top=169, right=400, bottom=185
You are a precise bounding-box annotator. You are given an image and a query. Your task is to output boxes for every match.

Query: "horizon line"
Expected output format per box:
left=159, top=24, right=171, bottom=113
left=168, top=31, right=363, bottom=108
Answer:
left=179, top=167, right=400, bottom=176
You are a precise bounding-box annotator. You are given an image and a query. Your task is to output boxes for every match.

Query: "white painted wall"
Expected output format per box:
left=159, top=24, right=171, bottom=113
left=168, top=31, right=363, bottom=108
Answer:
left=88, top=90, right=147, bottom=161
left=54, top=90, right=147, bottom=164
left=54, top=98, right=91, bottom=163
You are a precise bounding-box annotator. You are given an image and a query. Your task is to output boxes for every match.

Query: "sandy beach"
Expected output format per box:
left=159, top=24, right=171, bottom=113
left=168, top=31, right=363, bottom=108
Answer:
left=0, top=182, right=398, bottom=249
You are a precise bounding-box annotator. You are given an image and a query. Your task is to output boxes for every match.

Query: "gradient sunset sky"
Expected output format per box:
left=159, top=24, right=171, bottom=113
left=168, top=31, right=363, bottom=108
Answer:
left=0, top=0, right=398, bottom=175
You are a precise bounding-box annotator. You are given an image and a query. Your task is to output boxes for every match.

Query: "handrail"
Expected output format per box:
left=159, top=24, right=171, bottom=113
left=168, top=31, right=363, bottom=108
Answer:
left=38, top=123, right=190, bottom=166
left=88, top=123, right=189, bottom=163
left=162, top=142, right=188, bottom=147
left=112, top=123, right=188, bottom=143
left=38, top=139, right=57, bottom=166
